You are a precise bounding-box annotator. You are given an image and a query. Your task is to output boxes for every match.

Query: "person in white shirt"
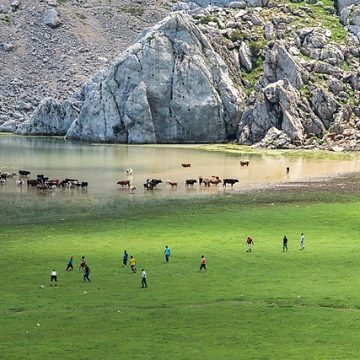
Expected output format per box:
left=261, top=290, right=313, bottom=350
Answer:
left=141, top=269, right=147, bottom=288
left=50, top=269, right=57, bottom=285
left=300, top=233, right=305, bottom=250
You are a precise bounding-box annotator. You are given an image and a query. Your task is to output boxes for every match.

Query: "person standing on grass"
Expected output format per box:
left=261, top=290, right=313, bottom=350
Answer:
left=50, top=269, right=58, bottom=285
left=141, top=269, right=147, bottom=288
left=123, top=250, right=129, bottom=267
left=164, top=245, right=171, bottom=262
left=300, top=233, right=305, bottom=250
left=83, top=264, right=91, bottom=282
left=246, top=236, right=254, bottom=252
left=199, top=255, right=206, bottom=271
left=66, top=256, right=74, bottom=271
left=79, top=256, right=86, bottom=272
left=283, top=236, right=288, bottom=252
left=130, top=256, right=137, bottom=273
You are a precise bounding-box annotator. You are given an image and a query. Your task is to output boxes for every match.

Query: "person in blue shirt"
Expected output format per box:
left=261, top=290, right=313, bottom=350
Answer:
left=122, top=250, right=128, bottom=267
left=164, top=245, right=171, bottom=262
left=65, top=256, right=74, bottom=271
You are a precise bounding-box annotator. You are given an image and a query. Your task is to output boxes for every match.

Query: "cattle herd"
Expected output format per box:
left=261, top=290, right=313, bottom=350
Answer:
left=117, top=164, right=243, bottom=193
left=0, top=169, right=88, bottom=191
left=0, top=161, right=253, bottom=193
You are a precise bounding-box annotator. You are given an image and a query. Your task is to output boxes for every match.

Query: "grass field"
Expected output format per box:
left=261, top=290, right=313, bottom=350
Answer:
left=2, top=190, right=360, bottom=359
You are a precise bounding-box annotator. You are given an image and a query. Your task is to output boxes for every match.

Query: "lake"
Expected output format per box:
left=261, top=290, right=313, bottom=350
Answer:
left=1, top=134, right=360, bottom=225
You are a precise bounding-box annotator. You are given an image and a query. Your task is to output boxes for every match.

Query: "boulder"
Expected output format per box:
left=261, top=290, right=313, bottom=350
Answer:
left=239, top=42, right=252, bottom=71
left=43, top=8, right=62, bottom=28
left=16, top=97, right=78, bottom=135
left=254, top=127, right=293, bottom=149
left=65, top=12, right=244, bottom=143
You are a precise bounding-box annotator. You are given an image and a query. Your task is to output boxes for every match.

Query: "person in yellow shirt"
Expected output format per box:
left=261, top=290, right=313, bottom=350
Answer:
left=130, top=256, right=137, bottom=273
left=199, top=255, right=206, bottom=271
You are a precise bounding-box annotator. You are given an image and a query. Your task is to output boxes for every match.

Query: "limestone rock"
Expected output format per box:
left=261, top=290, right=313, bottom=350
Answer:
left=254, top=127, right=293, bottom=149
left=65, top=12, right=244, bottom=143
left=238, top=42, right=252, bottom=71
left=43, top=8, right=62, bottom=28
left=262, top=41, right=304, bottom=89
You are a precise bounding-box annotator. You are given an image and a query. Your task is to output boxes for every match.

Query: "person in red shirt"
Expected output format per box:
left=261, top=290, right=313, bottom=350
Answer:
left=246, top=236, right=254, bottom=252
left=199, top=255, right=206, bottom=271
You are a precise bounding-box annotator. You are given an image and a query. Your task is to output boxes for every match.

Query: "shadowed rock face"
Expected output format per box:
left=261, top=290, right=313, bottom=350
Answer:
left=63, top=12, right=244, bottom=143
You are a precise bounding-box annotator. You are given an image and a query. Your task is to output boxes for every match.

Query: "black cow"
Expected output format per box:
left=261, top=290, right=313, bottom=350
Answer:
left=223, top=179, right=239, bottom=187
left=27, top=179, right=39, bottom=187
left=185, top=179, right=197, bottom=187
left=19, top=170, right=31, bottom=176
left=81, top=182, right=88, bottom=188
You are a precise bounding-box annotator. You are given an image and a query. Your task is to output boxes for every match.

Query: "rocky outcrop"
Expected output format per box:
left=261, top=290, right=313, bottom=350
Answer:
left=64, top=12, right=245, bottom=143
left=11, top=0, right=360, bottom=149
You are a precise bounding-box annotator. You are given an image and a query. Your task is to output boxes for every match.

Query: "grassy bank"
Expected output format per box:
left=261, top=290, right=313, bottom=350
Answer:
left=2, top=189, right=360, bottom=359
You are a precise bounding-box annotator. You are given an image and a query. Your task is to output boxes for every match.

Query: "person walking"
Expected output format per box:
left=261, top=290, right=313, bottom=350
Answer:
left=83, top=264, right=91, bottom=282
left=300, top=233, right=304, bottom=250
left=123, top=250, right=129, bottom=267
left=282, top=236, right=288, bottom=252
left=141, top=269, right=147, bottom=288
left=246, top=236, right=254, bottom=252
left=130, top=256, right=137, bottom=273
left=50, top=269, right=57, bottom=285
left=199, top=255, right=206, bottom=271
left=79, top=256, right=86, bottom=272
left=65, top=256, right=74, bottom=271
left=164, top=245, right=171, bottom=262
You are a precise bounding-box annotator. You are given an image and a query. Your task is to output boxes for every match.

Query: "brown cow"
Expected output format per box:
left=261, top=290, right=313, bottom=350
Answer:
left=209, top=178, right=222, bottom=186
left=240, top=161, right=249, bottom=167
left=36, top=184, right=49, bottom=191
left=117, top=180, right=131, bottom=187
left=166, top=180, right=178, bottom=188
left=181, top=163, right=191, bottom=168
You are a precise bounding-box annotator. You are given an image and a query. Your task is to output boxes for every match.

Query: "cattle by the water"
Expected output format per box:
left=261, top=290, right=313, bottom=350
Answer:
left=36, top=184, right=49, bottom=191
left=185, top=179, right=197, bottom=186
left=223, top=179, right=239, bottom=187
left=16, top=179, right=24, bottom=186
left=144, top=179, right=162, bottom=189
left=27, top=179, right=39, bottom=187
left=181, top=163, right=191, bottom=168
left=19, top=170, right=31, bottom=176
left=81, top=182, right=88, bottom=188
left=117, top=180, right=131, bottom=187
left=126, top=169, right=133, bottom=175
left=166, top=180, right=177, bottom=188
left=240, top=161, right=249, bottom=167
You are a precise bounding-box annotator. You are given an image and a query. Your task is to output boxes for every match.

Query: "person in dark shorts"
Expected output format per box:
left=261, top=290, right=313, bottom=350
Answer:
left=79, top=256, right=86, bottom=272
left=123, top=250, right=128, bottom=267
left=283, top=236, right=288, bottom=252
left=83, top=264, right=91, bottom=282
left=66, top=256, right=74, bottom=271
left=199, top=255, right=206, bottom=271
left=50, top=269, right=57, bottom=285
left=141, top=269, right=147, bottom=288
left=246, top=236, right=254, bottom=252
left=164, top=245, right=171, bottom=262
left=130, top=256, right=137, bottom=273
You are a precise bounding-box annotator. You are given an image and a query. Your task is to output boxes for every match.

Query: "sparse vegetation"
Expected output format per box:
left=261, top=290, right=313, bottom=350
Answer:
left=118, top=3, right=146, bottom=18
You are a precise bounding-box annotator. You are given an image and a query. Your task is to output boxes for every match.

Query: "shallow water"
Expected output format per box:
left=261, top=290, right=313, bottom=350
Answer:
left=1, top=135, right=359, bottom=225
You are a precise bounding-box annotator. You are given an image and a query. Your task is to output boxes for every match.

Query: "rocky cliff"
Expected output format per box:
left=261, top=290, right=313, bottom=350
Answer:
left=0, top=0, right=171, bottom=130
left=5, top=0, right=360, bottom=149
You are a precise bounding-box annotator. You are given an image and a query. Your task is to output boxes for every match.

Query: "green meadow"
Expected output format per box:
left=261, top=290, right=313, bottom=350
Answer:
left=2, top=190, right=360, bottom=359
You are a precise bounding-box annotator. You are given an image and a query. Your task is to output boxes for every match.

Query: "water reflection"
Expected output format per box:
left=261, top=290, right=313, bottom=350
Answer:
left=1, top=135, right=360, bottom=225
